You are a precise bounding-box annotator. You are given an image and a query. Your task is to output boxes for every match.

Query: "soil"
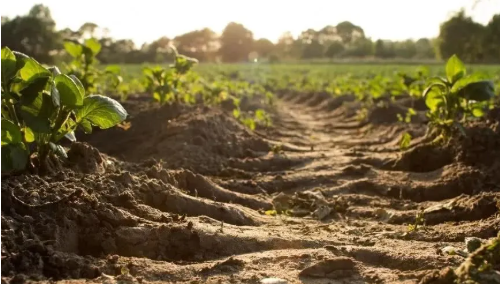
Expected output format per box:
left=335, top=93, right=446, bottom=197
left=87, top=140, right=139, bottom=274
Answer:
left=2, top=91, right=500, bottom=284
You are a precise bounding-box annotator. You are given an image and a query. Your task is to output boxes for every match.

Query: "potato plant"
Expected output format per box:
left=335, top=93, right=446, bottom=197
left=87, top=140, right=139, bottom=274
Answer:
left=143, top=46, right=198, bottom=104
left=423, top=55, right=495, bottom=143
left=63, top=38, right=123, bottom=95
left=1, top=47, right=127, bottom=171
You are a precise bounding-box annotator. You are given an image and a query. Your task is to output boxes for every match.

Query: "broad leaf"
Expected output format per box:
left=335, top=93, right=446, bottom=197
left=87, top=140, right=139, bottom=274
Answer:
left=51, top=81, right=60, bottom=107
left=1, top=47, right=17, bottom=83
left=85, top=38, right=101, bottom=55
left=445, top=55, right=466, bottom=84
left=64, top=40, right=83, bottom=58
left=55, top=74, right=84, bottom=107
left=1, top=119, right=22, bottom=145
left=69, top=74, right=85, bottom=95
left=18, top=57, right=51, bottom=84
left=451, top=73, right=489, bottom=93
left=79, top=120, right=93, bottom=134
left=425, top=89, right=445, bottom=112
left=20, top=92, right=54, bottom=133
left=24, top=127, right=35, bottom=143
left=1, top=143, right=28, bottom=171
left=76, top=95, right=127, bottom=129
left=457, top=81, right=495, bottom=102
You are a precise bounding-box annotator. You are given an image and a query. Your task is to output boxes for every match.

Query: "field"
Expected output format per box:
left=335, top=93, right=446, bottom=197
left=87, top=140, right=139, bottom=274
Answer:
left=2, top=47, right=500, bottom=284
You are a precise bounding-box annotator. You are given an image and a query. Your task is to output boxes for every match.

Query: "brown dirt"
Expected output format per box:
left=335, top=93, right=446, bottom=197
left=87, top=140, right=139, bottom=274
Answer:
left=2, top=93, right=500, bottom=284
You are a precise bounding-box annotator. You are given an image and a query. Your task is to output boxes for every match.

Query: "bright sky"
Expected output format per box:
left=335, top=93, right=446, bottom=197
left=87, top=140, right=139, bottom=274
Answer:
left=3, top=0, right=499, bottom=46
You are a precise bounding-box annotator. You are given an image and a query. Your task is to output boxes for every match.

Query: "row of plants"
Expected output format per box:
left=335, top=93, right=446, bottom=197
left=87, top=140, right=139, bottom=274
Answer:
left=2, top=36, right=498, bottom=172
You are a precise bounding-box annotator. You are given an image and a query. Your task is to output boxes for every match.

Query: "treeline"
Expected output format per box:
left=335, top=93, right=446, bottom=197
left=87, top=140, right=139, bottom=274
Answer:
left=2, top=5, right=499, bottom=64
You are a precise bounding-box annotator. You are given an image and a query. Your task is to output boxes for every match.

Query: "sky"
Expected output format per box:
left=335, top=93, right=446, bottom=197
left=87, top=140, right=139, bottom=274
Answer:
left=2, top=0, right=499, bottom=46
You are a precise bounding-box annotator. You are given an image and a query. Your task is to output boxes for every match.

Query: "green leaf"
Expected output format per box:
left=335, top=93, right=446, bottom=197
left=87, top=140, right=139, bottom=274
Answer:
left=55, top=74, right=84, bottom=107
left=24, top=127, right=35, bottom=143
left=20, top=92, right=54, bottom=133
left=85, top=38, right=101, bottom=55
left=51, top=81, right=60, bottom=107
left=422, top=82, right=446, bottom=98
left=407, top=108, right=416, bottom=116
left=48, top=66, right=62, bottom=76
left=471, top=106, right=485, bottom=118
left=445, top=55, right=466, bottom=84
left=451, top=73, right=490, bottom=93
left=18, top=57, right=51, bottom=84
left=2, top=47, right=17, bottom=83
left=105, top=65, right=121, bottom=74
left=425, top=89, right=444, bottom=112
left=19, top=76, right=50, bottom=104
left=457, top=81, right=495, bottom=102
left=63, top=40, right=83, bottom=58
left=399, top=132, right=412, bottom=151
left=79, top=120, right=92, bottom=134
left=76, top=95, right=128, bottom=129
left=1, top=119, right=22, bottom=145
left=69, top=75, right=85, bottom=96
left=1, top=143, right=28, bottom=171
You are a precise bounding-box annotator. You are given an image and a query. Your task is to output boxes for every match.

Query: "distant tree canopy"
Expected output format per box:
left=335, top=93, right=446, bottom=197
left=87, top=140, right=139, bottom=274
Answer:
left=2, top=5, right=499, bottom=64
left=437, top=10, right=500, bottom=62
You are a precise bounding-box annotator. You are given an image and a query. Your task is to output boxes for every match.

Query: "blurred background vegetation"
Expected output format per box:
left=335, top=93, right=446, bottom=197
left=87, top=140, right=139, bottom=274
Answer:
left=1, top=4, right=499, bottom=65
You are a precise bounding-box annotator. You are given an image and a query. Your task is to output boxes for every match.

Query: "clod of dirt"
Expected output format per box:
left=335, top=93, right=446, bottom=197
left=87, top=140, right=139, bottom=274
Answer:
left=298, top=257, right=356, bottom=278
left=83, top=105, right=270, bottom=175
left=67, top=142, right=106, bottom=174
left=367, top=102, right=426, bottom=125
left=386, top=144, right=453, bottom=172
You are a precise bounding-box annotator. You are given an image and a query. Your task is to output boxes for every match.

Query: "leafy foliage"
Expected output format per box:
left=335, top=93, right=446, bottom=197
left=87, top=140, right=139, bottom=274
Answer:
left=63, top=38, right=123, bottom=95
left=1, top=47, right=127, bottom=171
left=423, top=54, right=496, bottom=143
left=143, top=46, right=198, bottom=104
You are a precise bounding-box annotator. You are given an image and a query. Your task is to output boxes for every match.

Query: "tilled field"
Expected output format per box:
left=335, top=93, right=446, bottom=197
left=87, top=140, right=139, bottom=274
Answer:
left=2, top=91, right=499, bottom=284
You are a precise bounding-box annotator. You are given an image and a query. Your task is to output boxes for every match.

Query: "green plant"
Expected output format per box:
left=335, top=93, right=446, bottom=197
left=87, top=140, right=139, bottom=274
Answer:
left=423, top=55, right=495, bottom=143
left=63, top=38, right=122, bottom=95
left=399, top=132, right=412, bottom=151
left=407, top=210, right=425, bottom=232
left=143, top=46, right=198, bottom=104
left=397, top=108, right=416, bottom=123
left=1, top=47, right=127, bottom=171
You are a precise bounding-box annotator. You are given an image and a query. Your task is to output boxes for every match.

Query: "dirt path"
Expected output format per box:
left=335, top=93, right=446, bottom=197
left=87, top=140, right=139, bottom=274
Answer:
left=2, top=92, right=499, bottom=284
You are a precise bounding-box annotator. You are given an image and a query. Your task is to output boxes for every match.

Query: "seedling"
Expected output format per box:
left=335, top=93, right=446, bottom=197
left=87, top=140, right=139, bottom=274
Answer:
left=423, top=55, right=495, bottom=143
left=399, top=132, right=412, bottom=151
left=1, top=47, right=127, bottom=171
left=407, top=210, right=425, bottom=232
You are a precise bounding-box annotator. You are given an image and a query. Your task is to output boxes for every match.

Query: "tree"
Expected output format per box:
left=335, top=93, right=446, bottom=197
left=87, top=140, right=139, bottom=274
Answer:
left=438, top=10, right=485, bottom=62
left=344, top=38, right=373, bottom=57
left=394, top=40, right=417, bottom=58
left=415, top=38, right=435, bottom=59
left=174, top=28, right=219, bottom=62
left=483, top=14, right=500, bottom=62
left=219, top=22, right=253, bottom=62
left=325, top=41, right=345, bottom=58
left=1, top=4, right=59, bottom=63
left=253, top=38, right=274, bottom=58
left=336, top=21, right=365, bottom=45
left=297, top=29, right=324, bottom=59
